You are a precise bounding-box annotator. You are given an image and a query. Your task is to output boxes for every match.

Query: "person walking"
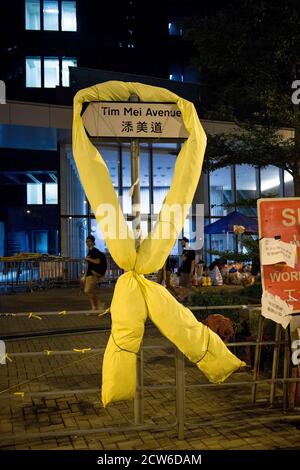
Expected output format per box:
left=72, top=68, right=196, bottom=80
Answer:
left=83, top=235, right=107, bottom=310
left=179, top=237, right=195, bottom=288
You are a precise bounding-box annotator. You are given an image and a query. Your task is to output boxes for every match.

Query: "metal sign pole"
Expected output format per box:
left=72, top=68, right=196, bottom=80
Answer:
left=129, top=93, right=144, bottom=425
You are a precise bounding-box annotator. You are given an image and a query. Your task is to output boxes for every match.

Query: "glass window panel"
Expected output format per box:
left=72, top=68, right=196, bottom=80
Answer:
left=90, top=218, right=107, bottom=253
left=25, top=0, right=40, bottom=30
left=27, top=183, right=43, bottom=204
left=45, top=183, right=58, bottom=204
left=64, top=149, right=86, bottom=215
left=97, top=144, right=119, bottom=193
left=211, top=233, right=234, bottom=254
left=260, top=165, right=281, bottom=197
left=153, top=149, right=176, bottom=214
left=209, top=167, right=232, bottom=217
left=33, top=230, right=48, bottom=253
left=182, top=217, right=194, bottom=244
left=43, top=0, right=59, bottom=30
left=204, top=217, right=211, bottom=265
left=62, top=217, right=87, bottom=258
left=62, top=57, right=77, bottom=86
left=236, top=164, right=257, bottom=216
left=152, top=143, right=178, bottom=149
left=26, top=57, right=41, bottom=87
left=44, top=57, right=59, bottom=88
left=62, top=1, right=77, bottom=31
left=284, top=171, right=294, bottom=197
left=169, top=74, right=183, bottom=81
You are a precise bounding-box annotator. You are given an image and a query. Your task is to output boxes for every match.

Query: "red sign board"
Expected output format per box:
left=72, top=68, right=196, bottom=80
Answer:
left=258, top=198, right=300, bottom=313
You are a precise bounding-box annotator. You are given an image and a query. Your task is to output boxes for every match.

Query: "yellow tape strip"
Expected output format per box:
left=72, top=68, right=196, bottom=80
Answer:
left=28, top=313, right=42, bottom=320
left=98, top=308, right=110, bottom=318
left=58, top=310, right=67, bottom=315
left=44, top=350, right=53, bottom=356
left=14, top=392, right=25, bottom=398
left=73, top=348, right=92, bottom=353
left=5, top=354, right=12, bottom=363
left=0, top=353, right=13, bottom=363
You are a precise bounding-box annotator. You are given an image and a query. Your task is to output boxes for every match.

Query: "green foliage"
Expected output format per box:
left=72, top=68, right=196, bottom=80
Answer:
left=184, top=0, right=300, bottom=125
left=190, top=291, right=258, bottom=323
left=184, top=0, right=300, bottom=195
left=208, top=235, right=259, bottom=262
left=239, top=282, right=262, bottom=299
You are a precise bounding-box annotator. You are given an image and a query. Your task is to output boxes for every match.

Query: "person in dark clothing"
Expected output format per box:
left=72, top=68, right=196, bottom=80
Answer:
left=179, top=237, right=195, bottom=288
left=84, top=235, right=107, bottom=310
left=157, top=255, right=172, bottom=288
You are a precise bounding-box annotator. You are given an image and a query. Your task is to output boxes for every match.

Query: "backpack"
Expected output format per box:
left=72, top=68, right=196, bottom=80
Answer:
left=91, top=251, right=107, bottom=276
left=98, top=252, right=107, bottom=275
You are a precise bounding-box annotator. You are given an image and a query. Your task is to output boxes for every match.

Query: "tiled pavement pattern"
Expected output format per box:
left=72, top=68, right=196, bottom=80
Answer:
left=0, top=288, right=300, bottom=450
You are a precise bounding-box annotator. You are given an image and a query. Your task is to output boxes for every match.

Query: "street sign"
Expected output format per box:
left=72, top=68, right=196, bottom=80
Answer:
left=258, top=197, right=300, bottom=313
left=82, top=101, right=188, bottom=139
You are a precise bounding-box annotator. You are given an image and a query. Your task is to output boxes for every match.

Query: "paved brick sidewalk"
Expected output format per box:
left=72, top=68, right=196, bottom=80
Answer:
left=0, top=287, right=113, bottom=336
left=0, top=288, right=300, bottom=450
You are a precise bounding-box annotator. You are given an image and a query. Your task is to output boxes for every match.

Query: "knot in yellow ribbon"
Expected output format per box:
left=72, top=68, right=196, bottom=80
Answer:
left=58, top=310, right=67, bottom=315
left=44, top=350, right=53, bottom=356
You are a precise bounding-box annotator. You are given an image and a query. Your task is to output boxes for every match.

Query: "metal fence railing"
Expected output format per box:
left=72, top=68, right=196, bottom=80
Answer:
left=0, top=304, right=299, bottom=444
left=0, top=257, right=123, bottom=293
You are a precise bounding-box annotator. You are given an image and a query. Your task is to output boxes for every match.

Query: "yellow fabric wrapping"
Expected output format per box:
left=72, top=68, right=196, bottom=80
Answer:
left=72, top=81, right=245, bottom=406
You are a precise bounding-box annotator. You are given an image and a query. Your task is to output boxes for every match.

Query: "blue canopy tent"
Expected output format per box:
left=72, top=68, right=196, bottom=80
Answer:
left=205, top=210, right=258, bottom=235
left=205, top=210, right=258, bottom=253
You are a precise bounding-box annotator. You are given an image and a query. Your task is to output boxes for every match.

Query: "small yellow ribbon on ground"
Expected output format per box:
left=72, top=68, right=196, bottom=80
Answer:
left=44, top=350, right=53, bottom=356
left=14, top=392, right=25, bottom=398
left=58, top=310, right=67, bottom=315
left=73, top=348, right=92, bottom=354
left=98, top=308, right=110, bottom=318
left=28, top=313, right=42, bottom=320
left=72, top=81, right=246, bottom=407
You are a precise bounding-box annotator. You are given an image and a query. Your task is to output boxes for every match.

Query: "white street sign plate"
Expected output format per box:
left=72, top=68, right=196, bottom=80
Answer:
left=82, top=102, right=188, bottom=139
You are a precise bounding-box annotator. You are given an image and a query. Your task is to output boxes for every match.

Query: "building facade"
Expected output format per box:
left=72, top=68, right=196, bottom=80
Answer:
left=0, top=1, right=295, bottom=261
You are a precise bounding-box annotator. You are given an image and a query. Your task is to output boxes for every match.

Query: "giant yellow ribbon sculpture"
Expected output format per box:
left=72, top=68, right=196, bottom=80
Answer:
left=72, top=81, right=245, bottom=406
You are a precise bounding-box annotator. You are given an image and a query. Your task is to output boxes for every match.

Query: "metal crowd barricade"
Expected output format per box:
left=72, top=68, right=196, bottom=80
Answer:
left=1, top=304, right=300, bottom=444
left=0, top=256, right=122, bottom=293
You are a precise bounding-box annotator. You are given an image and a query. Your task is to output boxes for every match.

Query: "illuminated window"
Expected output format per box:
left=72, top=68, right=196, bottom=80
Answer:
left=26, top=56, right=77, bottom=87
left=168, top=22, right=182, bottom=36
left=169, top=74, right=183, bottom=81
left=44, top=57, right=60, bottom=87
left=27, top=183, right=43, bottom=204
left=62, top=57, right=77, bottom=86
left=25, top=1, right=77, bottom=31
left=26, top=57, right=41, bottom=87
left=62, top=1, right=77, bottom=31
left=43, top=0, right=59, bottom=30
left=45, top=183, right=58, bottom=204
left=284, top=170, right=294, bottom=197
left=260, top=165, right=281, bottom=197
left=210, top=167, right=232, bottom=217
left=25, top=0, right=40, bottom=30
